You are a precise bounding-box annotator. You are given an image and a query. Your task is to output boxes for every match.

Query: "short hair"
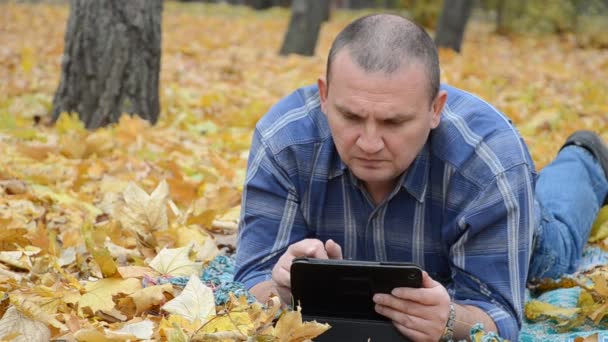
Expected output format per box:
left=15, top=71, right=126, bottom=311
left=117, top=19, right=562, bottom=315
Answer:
left=326, top=14, right=440, bottom=104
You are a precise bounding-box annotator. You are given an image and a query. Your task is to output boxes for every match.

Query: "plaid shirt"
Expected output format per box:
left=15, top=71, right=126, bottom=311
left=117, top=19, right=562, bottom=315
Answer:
left=235, top=84, right=537, bottom=340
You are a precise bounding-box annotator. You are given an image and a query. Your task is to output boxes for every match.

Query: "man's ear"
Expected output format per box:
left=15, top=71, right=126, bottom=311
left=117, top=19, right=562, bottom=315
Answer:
left=430, top=90, right=447, bottom=129
left=317, top=76, right=328, bottom=114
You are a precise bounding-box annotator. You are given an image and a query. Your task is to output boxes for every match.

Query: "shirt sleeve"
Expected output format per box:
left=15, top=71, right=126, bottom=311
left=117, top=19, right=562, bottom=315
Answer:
left=447, top=163, right=535, bottom=341
left=234, top=128, right=310, bottom=290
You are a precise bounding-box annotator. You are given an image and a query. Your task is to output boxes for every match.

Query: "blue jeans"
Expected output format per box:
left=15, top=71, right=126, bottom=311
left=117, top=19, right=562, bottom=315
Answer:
left=529, top=146, right=608, bottom=280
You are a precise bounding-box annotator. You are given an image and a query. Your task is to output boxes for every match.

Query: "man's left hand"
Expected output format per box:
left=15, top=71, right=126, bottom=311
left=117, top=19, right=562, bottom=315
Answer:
left=373, top=271, right=451, bottom=342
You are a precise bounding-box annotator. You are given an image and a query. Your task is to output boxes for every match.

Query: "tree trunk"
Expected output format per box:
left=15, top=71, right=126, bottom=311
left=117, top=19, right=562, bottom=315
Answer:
left=250, top=0, right=273, bottom=9
left=279, top=0, right=326, bottom=56
left=51, top=0, right=162, bottom=129
left=434, top=0, right=473, bottom=52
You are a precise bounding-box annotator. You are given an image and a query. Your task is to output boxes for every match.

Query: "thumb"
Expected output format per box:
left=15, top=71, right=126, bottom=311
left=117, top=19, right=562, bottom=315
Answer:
left=422, top=271, right=441, bottom=289
left=325, top=239, right=343, bottom=260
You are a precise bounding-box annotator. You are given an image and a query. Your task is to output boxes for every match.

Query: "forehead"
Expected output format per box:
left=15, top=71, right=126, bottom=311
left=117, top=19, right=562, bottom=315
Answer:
left=328, top=51, right=430, bottom=111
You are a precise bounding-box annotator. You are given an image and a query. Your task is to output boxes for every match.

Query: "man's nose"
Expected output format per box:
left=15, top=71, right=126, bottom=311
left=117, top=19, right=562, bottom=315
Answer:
left=356, top=126, right=384, bottom=154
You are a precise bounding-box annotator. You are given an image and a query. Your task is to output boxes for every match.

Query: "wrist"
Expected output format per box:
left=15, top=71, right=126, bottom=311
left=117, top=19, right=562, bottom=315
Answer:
left=440, top=302, right=456, bottom=342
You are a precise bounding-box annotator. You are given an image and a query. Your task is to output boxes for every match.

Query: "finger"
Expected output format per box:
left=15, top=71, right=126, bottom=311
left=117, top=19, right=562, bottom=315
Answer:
left=288, top=239, right=329, bottom=259
left=273, top=264, right=292, bottom=288
left=374, top=304, right=437, bottom=339
left=390, top=278, right=448, bottom=305
left=325, top=239, right=343, bottom=259
left=373, top=294, right=434, bottom=318
left=421, top=271, right=441, bottom=288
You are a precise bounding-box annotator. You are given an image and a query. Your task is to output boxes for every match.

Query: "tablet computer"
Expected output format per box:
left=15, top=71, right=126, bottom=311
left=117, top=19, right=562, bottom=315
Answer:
left=290, top=258, right=423, bottom=321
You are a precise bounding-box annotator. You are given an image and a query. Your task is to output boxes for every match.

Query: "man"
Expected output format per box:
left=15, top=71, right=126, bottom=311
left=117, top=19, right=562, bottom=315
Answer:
left=234, top=14, right=608, bottom=341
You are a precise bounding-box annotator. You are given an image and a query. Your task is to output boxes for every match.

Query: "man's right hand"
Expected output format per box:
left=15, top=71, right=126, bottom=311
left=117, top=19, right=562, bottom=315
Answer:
left=271, top=238, right=343, bottom=304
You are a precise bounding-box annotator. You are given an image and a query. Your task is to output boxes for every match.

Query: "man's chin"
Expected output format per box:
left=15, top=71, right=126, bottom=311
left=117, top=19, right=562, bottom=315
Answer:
left=351, top=168, right=393, bottom=184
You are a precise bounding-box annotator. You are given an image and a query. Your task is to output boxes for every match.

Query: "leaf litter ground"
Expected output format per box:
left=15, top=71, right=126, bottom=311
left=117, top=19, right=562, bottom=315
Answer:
left=0, top=2, right=608, bottom=341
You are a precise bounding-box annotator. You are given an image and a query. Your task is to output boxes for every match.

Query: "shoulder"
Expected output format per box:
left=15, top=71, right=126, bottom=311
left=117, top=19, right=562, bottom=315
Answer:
left=431, top=84, right=536, bottom=187
left=256, top=85, right=331, bottom=155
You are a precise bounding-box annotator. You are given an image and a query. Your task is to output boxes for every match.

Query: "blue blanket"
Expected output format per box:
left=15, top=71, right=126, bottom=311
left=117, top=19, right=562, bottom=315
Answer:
left=521, top=246, right=608, bottom=342
left=182, top=247, right=608, bottom=341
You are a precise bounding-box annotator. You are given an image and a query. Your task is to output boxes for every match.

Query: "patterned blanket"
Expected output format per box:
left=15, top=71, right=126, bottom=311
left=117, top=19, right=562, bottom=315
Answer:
left=521, top=246, right=608, bottom=342
left=191, top=245, right=608, bottom=341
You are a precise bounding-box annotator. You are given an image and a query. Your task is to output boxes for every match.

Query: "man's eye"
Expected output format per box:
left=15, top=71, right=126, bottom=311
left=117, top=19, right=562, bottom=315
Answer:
left=385, top=119, right=404, bottom=126
left=343, top=113, right=360, bottom=121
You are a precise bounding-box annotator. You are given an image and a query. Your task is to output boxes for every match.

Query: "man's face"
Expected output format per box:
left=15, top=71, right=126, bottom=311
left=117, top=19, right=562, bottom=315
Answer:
left=318, top=51, right=446, bottom=195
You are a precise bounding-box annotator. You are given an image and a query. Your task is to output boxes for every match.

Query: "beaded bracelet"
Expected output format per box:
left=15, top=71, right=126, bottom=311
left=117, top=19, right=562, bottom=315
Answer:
left=440, top=302, right=456, bottom=341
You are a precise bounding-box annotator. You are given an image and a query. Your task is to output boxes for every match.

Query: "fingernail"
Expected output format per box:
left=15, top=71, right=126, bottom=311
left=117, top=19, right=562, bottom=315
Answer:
left=373, top=294, right=380, bottom=302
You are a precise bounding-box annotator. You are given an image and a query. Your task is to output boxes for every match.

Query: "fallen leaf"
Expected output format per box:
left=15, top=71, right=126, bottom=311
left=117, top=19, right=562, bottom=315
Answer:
left=0, top=306, right=51, bottom=342
left=574, top=333, right=599, bottom=342
left=274, top=306, right=330, bottom=342
left=82, top=222, right=118, bottom=278
left=117, top=180, right=169, bottom=234
left=128, top=283, right=174, bottom=316
left=110, top=319, right=155, bottom=340
left=161, top=274, right=215, bottom=322
left=590, top=207, right=608, bottom=242
left=525, top=300, right=580, bottom=321
left=79, top=278, right=142, bottom=315
left=175, top=225, right=218, bottom=261
left=149, top=245, right=202, bottom=277
left=117, top=265, right=157, bottom=279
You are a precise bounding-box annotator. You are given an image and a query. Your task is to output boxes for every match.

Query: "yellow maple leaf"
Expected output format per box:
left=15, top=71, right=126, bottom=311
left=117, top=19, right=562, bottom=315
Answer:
left=117, top=180, right=169, bottom=234
left=525, top=300, right=580, bottom=321
left=159, top=315, right=200, bottom=338
left=194, top=311, right=253, bottom=338
left=82, top=222, right=118, bottom=278
left=574, top=333, right=599, bottom=342
left=54, top=112, right=86, bottom=135
left=161, top=275, right=215, bottom=322
left=274, top=307, right=330, bottom=342
left=74, top=328, right=125, bottom=342
left=30, top=184, right=102, bottom=219
left=0, top=306, right=50, bottom=342
left=589, top=272, right=608, bottom=297
left=590, top=207, right=608, bottom=243
left=149, top=245, right=202, bottom=277
left=174, top=225, right=219, bottom=262
left=128, top=283, right=173, bottom=316
left=11, top=287, right=68, bottom=331
left=107, top=319, right=155, bottom=340
left=78, top=278, right=141, bottom=315
left=0, top=251, right=31, bottom=271
left=20, top=47, right=35, bottom=74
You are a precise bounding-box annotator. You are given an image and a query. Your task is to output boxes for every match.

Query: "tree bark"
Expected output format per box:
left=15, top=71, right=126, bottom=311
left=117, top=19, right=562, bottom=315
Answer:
left=279, top=0, right=326, bottom=56
left=434, top=0, right=473, bottom=52
left=51, top=0, right=162, bottom=129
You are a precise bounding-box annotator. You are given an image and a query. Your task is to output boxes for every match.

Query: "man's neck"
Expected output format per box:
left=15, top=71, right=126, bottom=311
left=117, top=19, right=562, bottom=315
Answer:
left=363, top=180, right=398, bottom=206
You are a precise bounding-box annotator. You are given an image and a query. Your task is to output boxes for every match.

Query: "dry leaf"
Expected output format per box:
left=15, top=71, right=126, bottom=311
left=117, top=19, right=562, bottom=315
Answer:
left=574, top=333, right=599, bottom=342
left=149, top=245, right=202, bottom=277
left=161, top=274, right=215, bottom=322
left=0, top=306, right=51, bottom=342
left=193, top=311, right=253, bottom=339
left=82, top=222, right=118, bottom=278
left=79, top=278, right=142, bottom=315
left=128, top=283, right=174, bottom=316
left=274, top=306, right=330, bottom=342
left=109, top=319, right=155, bottom=340
left=525, top=300, right=580, bottom=321
left=117, top=180, right=169, bottom=234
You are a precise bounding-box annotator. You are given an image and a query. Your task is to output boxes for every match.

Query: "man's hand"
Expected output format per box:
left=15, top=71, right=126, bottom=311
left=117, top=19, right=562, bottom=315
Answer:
left=271, top=238, right=342, bottom=304
left=373, top=271, right=451, bottom=342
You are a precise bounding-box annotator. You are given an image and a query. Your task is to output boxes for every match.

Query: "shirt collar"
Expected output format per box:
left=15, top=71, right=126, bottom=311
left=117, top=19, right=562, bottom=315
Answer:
left=328, top=149, right=348, bottom=179
left=401, top=141, right=430, bottom=203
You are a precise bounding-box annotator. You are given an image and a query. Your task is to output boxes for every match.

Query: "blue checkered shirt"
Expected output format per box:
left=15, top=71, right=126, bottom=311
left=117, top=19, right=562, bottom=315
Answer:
left=235, top=84, right=537, bottom=340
